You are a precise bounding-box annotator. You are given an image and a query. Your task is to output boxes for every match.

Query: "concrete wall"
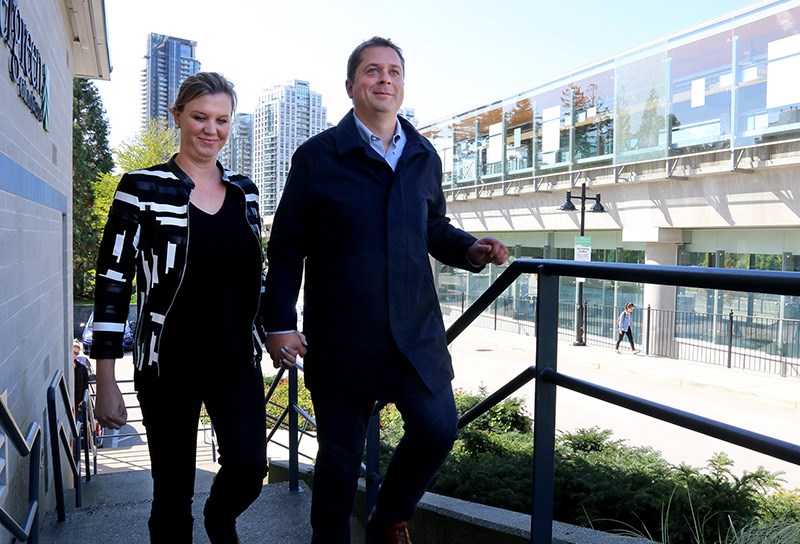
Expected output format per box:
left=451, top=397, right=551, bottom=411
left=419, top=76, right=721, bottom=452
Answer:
left=269, top=460, right=651, bottom=544
left=0, top=0, right=78, bottom=532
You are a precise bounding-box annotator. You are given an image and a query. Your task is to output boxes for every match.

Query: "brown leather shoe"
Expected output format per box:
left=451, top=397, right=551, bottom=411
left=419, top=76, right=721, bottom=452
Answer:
left=366, top=517, right=412, bottom=544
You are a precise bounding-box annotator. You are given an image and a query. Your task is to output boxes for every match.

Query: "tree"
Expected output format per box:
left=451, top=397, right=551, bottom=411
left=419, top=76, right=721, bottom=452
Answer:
left=115, top=119, right=179, bottom=173
left=73, top=78, right=113, bottom=299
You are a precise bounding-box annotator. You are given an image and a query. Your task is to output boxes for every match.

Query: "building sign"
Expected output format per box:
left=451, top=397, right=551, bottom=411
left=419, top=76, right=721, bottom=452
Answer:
left=1, top=0, right=50, bottom=131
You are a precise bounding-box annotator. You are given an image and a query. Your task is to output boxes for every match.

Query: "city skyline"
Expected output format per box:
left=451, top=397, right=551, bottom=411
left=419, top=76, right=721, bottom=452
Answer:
left=95, top=0, right=763, bottom=150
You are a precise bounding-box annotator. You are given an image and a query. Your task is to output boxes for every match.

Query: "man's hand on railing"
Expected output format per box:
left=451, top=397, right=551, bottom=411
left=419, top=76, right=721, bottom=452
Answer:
left=266, top=331, right=307, bottom=370
left=468, top=236, right=509, bottom=265
left=94, top=358, right=128, bottom=430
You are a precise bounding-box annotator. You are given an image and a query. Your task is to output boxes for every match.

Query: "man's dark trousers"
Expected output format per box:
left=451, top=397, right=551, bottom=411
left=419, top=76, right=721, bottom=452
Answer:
left=308, top=356, right=459, bottom=544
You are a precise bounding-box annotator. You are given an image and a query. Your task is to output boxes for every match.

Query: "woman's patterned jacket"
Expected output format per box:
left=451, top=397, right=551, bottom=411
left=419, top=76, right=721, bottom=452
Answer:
left=91, top=155, right=266, bottom=372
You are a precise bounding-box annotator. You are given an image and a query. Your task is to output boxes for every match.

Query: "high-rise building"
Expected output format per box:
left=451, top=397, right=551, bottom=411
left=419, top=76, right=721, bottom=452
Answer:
left=220, top=113, right=254, bottom=177
left=142, top=33, right=201, bottom=127
left=253, top=80, right=327, bottom=217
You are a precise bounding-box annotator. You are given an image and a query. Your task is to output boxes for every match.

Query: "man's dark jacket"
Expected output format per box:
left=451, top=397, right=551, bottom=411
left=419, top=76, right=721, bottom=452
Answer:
left=264, top=111, right=482, bottom=395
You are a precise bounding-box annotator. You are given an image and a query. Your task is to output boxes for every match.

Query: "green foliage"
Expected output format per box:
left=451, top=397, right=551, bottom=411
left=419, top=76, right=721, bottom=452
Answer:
left=761, top=489, right=800, bottom=522
left=92, top=171, right=119, bottom=230
left=264, top=378, right=800, bottom=542
left=435, top=407, right=800, bottom=544
left=263, top=374, right=315, bottom=430
left=453, top=385, right=532, bottom=434
left=73, top=78, right=113, bottom=299
left=115, top=119, right=179, bottom=173
left=433, top=436, right=533, bottom=513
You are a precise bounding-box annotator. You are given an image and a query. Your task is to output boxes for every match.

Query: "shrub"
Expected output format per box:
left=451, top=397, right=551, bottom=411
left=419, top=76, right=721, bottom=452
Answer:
left=437, top=408, right=800, bottom=544
left=263, top=374, right=315, bottom=430
left=454, top=386, right=532, bottom=434
left=266, top=378, right=800, bottom=542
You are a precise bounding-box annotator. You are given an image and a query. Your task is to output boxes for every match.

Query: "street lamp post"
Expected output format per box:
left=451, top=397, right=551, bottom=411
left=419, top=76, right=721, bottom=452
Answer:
left=560, top=181, right=605, bottom=346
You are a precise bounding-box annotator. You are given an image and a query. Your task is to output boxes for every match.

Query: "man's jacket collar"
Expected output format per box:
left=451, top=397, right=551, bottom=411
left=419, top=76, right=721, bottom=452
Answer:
left=334, top=110, right=435, bottom=159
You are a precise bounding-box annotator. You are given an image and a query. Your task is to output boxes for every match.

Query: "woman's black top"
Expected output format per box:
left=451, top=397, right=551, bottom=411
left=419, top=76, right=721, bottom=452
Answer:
left=160, top=185, right=261, bottom=366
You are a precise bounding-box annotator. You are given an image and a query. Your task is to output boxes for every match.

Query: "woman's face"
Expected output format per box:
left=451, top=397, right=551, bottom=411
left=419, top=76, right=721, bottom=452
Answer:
left=173, top=92, right=233, bottom=163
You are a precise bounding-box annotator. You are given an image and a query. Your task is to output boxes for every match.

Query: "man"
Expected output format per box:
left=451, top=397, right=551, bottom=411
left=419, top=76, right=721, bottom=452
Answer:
left=264, top=36, right=508, bottom=544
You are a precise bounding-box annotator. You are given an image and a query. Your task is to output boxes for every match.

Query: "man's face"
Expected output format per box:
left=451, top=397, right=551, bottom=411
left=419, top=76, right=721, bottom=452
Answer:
left=346, top=46, right=404, bottom=118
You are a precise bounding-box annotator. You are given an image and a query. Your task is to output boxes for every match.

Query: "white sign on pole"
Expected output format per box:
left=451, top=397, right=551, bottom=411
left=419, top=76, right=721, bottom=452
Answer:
left=575, top=235, right=591, bottom=282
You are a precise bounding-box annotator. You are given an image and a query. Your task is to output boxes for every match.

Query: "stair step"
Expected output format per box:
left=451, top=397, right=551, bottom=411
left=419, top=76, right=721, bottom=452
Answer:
left=40, top=468, right=313, bottom=543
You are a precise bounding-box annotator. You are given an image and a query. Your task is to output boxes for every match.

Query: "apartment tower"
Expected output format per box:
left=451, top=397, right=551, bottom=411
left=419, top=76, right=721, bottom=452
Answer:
left=142, top=33, right=201, bottom=128
left=220, top=113, right=254, bottom=177
left=253, top=80, right=327, bottom=217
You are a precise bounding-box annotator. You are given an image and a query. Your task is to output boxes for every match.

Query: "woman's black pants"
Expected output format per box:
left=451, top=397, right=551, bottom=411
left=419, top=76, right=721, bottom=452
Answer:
left=136, top=358, right=267, bottom=543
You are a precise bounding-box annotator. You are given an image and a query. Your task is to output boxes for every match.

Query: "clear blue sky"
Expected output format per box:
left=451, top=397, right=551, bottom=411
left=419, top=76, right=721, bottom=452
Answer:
left=96, top=0, right=765, bottom=149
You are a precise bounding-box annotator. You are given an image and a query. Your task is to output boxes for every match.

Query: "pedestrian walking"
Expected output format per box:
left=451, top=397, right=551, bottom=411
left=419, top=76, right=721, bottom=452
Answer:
left=615, top=302, right=638, bottom=354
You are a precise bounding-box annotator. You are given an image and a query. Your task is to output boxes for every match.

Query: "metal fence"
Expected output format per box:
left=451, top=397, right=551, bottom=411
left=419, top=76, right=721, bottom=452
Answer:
left=440, top=293, right=800, bottom=378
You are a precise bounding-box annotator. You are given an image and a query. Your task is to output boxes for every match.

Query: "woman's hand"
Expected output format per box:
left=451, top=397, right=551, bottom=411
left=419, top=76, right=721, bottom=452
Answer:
left=93, top=359, right=128, bottom=429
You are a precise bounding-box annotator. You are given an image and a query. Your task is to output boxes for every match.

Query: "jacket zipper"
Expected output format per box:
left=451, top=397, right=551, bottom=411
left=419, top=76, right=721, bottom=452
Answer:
left=233, top=181, right=266, bottom=366
left=155, top=184, right=193, bottom=377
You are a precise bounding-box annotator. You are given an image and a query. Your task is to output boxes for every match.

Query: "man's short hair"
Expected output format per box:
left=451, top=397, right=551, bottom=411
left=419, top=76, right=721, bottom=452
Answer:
left=346, top=36, right=405, bottom=81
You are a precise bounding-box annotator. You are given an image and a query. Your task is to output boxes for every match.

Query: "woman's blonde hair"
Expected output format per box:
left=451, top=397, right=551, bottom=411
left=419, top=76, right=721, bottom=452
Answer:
left=171, top=72, right=237, bottom=115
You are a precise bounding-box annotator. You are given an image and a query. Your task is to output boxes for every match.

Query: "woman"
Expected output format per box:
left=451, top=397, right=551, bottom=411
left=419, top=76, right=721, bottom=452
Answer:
left=615, top=302, right=638, bottom=354
left=92, top=72, right=279, bottom=544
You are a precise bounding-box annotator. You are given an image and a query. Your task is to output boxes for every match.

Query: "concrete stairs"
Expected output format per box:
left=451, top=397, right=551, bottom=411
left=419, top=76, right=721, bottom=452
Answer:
left=39, top=445, right=315, bottom=544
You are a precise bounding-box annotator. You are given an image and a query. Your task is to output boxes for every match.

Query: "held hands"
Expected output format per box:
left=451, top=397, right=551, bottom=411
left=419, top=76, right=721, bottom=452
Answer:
left=468, top=236, right=509, bottom=266
left=266, top=331, right=308, bottom=370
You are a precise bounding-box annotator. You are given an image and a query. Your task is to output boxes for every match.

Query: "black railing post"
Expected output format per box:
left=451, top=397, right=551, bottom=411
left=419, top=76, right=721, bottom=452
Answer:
left=646, top=305, right=651, bottom=356
left=531, top=271, right=559, bottom=544
left=461, top=292, right=466, bottom=312
left=364, top=408, right=381, bottom=527
left=29, top=426, right=41, bottom=544
left=288, top=366, right=299, bottom=492
left=727, top=310, right=734, bottom=369
left=583, top=303, right=588, bottom=343
left=46, top=377, right=67, bottom=522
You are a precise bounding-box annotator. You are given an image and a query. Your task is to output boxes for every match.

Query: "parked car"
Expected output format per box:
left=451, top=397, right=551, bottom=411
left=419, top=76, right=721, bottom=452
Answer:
left=81, top=311, right=134, bottom=356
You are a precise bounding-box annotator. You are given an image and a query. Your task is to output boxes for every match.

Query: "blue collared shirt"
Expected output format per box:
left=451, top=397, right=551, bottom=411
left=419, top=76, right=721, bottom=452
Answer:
left=353, top=114, right=406, bottom=171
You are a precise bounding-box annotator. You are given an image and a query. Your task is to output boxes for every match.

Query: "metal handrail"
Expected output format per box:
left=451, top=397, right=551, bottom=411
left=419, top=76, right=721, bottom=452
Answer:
left=276, top=259, right=800, bottom=542
left=47, top=369, right=87, bottom=522
left=368, top=259, right=800, bottom=543
left=263, top=362, right=318, bottom=492
left=0, top=393, right=41, bottom=543
left=77, top=384, right=100, bottom=479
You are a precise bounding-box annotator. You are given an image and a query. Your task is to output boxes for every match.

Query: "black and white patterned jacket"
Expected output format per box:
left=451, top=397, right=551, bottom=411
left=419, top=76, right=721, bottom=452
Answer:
left=91, top=155, right=266, bottom=371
